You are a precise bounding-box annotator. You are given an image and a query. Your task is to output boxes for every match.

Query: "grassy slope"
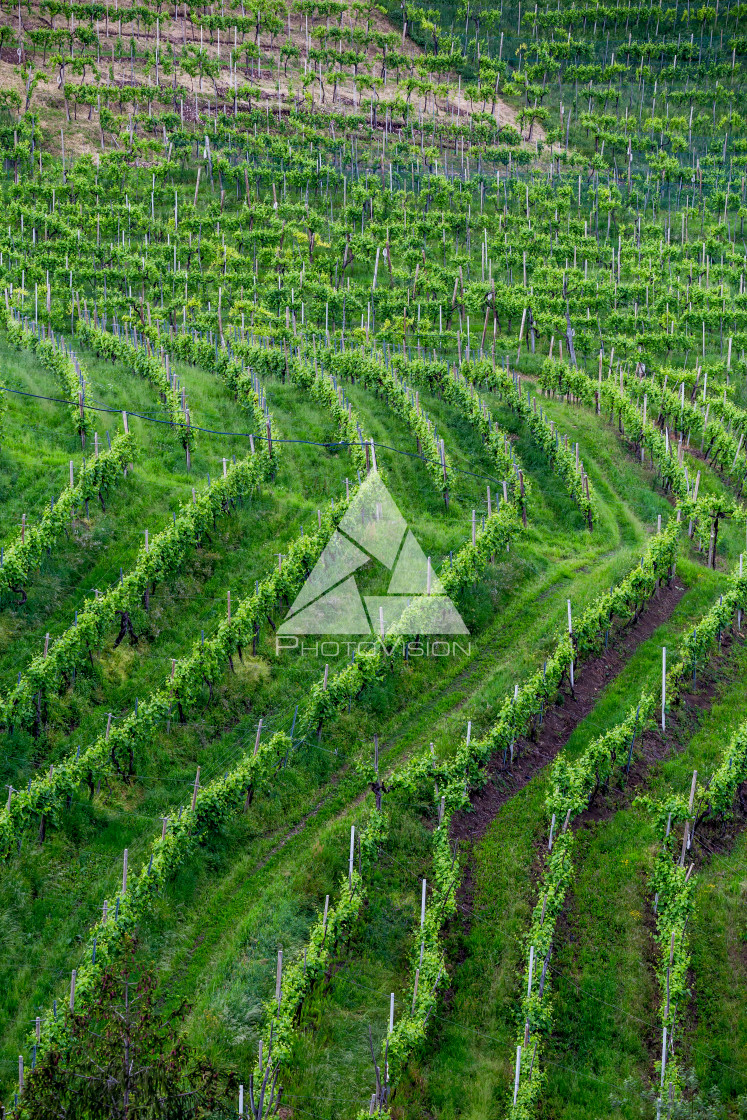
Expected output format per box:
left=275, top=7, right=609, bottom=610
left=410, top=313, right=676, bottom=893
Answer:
left=2, top=46, right=747, bottom=1109
left=7, top=305, right=731, bottom=1099
left=394, top=576, right=747, bottom=1120
left=0, top=339, right=367, bottom=1084
left=685, top=697, right=747, bottom=1104
left=139, top=391, right=700, bottom=1115
left=542, top=639, right=747, bottom=1120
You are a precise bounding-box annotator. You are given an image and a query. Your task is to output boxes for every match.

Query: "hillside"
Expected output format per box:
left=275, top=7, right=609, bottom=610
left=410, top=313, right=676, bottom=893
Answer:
left=0, top=0, right=746, bottom=1118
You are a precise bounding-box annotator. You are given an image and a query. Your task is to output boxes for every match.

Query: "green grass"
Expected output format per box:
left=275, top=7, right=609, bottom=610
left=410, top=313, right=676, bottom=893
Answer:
left=392, top=568, right=741, bottom=1120
left=4, top=4, right=747, bottom=1110
left=540, top=640, right=747, bottom=1119
left=3, top=309, right=747, bottom=1117
left=133, top=411, right=736, bottom=1117
left=0, top=318, right=685, bottom=1097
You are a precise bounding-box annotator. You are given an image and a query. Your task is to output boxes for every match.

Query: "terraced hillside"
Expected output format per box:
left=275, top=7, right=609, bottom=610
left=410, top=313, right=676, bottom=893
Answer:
left=1, top=0, right=747, bottom=1116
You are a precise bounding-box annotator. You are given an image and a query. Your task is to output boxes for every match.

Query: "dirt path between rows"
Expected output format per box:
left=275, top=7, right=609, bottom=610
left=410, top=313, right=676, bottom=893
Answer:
left=541, top=629, right=747, bottom=1083
left=435, top=592, right=745, bottom=1100
left=450, top=576, right=686, bottom=849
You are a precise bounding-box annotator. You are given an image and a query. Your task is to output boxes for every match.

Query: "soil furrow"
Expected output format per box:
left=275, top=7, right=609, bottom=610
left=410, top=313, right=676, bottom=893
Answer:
left=450, top=576, right=686, bottom=849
